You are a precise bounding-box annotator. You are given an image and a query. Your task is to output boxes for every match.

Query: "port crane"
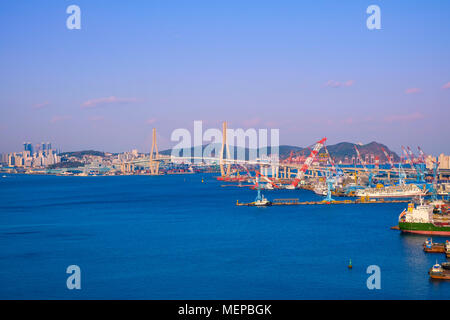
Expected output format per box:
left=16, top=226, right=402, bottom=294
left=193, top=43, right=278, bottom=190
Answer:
left=430, top=157, right=440, bottom=201
left=402, top=146, right=425, bottom=184
left=381, top=147, right=394, bottom=168
left=321, top=145, right=341, bottom=201
left=288, top=138, right=327, bottom=189
left=354, top=145, right=375, bottom=187
left=323, top=168, right=336, bottom=202
left=417, top=146, right=427, bottom=163
left=284, top=151, right=294, bottom=164
left=417, top=147, right=440, bottom=199
left=323, top=145, right=339, bottom=175
left=381, top=147, right=406, bottom=185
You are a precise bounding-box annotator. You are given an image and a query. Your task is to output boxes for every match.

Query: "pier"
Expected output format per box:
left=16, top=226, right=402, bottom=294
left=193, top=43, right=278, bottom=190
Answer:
left=236, top=197, right=410, bottom=206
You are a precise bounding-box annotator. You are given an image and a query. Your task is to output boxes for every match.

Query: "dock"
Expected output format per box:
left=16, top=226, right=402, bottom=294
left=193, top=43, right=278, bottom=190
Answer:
left=236, top=197, right=410, bottom=206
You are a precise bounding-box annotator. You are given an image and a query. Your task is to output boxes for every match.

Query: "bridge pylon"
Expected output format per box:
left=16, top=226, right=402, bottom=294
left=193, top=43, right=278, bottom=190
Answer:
left=149, top=128, right=160, bottom=175
left=220, top=121, right=231, bottom=177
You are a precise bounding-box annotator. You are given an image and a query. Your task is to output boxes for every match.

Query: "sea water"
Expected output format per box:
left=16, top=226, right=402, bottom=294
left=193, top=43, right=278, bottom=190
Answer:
left=0, top=174, right=448, bottom=299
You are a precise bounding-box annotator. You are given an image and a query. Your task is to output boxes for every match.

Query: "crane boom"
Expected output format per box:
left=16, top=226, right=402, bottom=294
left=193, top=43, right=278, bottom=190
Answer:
left=417, top=146, right=426, bottom=164
left=354, top=145, right=369, bottom=172
left=407, top=146, right=418, bottom=164
left=401, top=146, right=414, bottom=165
left=257, top=170, right=280, bottom=189
left=323, top=145, right=337, bottom=174
left=290, top=137, right=327, bottom=187
left=381, top=147, right=394, bottom=168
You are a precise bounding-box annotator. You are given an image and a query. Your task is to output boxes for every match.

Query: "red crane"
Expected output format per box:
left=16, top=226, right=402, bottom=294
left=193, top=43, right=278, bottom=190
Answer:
left=354, top=145, right=369, bottom=173
left=290, top=138, right=327, bottom=188
left=407, top=146, right=419, bottom=164
left=417, top=146, right=426, bottom=164
left=381, top=147, right=394, bottom=168
left=251, top=170, right=280, bottom=189
left=402, top=146, right=415, bottom=165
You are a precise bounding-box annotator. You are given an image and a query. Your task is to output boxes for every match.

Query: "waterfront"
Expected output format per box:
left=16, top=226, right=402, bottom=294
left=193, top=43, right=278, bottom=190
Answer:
left=0, top=174, right=449, bottom=299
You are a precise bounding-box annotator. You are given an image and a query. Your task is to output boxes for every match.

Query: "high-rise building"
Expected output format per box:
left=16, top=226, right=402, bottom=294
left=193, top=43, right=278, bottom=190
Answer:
left=23, top=142, right=33, bottom=155
left=6, top=142, right=60, bottom=168
left=438, top=154, right=450, bottom=170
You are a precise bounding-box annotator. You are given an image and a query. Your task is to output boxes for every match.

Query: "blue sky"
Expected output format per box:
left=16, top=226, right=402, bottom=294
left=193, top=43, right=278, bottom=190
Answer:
left=0, top=0, right=449, bottom=155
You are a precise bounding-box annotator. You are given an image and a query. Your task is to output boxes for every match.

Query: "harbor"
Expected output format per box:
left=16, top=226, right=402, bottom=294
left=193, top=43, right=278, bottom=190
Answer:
left=1, top=173, right=450, bottom=299
left=3, top=125, right=450, bottom=290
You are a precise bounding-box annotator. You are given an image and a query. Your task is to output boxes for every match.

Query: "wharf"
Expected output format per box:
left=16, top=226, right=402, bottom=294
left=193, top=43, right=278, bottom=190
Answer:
left=236, top=197, right=410, bottom=206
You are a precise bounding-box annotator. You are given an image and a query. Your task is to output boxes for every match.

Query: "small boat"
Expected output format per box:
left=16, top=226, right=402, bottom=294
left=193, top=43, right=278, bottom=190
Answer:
left=429, top=263, right=450, bottom=280
left=441, top=262, right=450, bottom=270
left=2, top=175, right=6, bottom=178
left=252, top=188, right=272, bottom=207
left=423, top=238, right=446, bottom=253
left=446, top=240, right=450, bottom=258
left=253, top=194, right=272, bottom=207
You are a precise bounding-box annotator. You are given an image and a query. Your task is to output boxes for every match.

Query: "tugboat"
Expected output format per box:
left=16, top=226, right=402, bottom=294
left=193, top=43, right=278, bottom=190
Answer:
left=429, top=262, right=450, bottom=280
left=423, top=238, right=446, bottom=253
left=249, top=174, right=272, bottom=206
left=253, top=188, right=272, bottom=207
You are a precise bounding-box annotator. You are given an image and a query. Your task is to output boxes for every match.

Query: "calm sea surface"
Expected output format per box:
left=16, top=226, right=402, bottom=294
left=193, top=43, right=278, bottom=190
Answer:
left=0, top=174, right=449, bottom=299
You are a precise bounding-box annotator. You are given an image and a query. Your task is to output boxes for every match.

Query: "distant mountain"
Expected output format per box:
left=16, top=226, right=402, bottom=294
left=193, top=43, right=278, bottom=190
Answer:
left=159, top=141, right=400, bottom=162
left=324, top=141, right=400, bottom=162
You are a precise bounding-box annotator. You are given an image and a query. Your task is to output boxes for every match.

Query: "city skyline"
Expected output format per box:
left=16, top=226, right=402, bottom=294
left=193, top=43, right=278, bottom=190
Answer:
left=1, top=1, right=449, bottom=154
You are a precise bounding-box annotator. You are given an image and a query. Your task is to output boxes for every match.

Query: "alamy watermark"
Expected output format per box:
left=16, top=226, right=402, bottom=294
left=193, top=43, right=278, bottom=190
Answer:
left=170, top=121, right=279, bottom=164
left=366, top=5, right=381, bottom=30
left=66, top=265, right=81, bottom=290
left=66, top=5, right=81, bottom=30
left=366, top=265, right=381, bottom=290
left=65, top=5, right=381, bottom=31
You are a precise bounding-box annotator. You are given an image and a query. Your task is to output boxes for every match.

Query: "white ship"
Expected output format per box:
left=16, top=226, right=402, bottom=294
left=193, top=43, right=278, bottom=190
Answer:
left=264, top=183, right=274, bottom=190
left=313, top=183, right=327, bottom=196
left=356, top=183, right=426, bottom=198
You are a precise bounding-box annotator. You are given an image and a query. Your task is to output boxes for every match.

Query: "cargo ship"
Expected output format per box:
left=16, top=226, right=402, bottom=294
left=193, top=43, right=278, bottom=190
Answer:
left=398, top=199, right=450, bottom=235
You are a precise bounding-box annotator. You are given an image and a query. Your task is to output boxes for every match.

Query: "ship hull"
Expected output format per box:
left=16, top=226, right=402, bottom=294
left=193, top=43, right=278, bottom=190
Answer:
left=399, top=222, right=450, bottom=236
left=357, top=193, right=425, bottom=198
